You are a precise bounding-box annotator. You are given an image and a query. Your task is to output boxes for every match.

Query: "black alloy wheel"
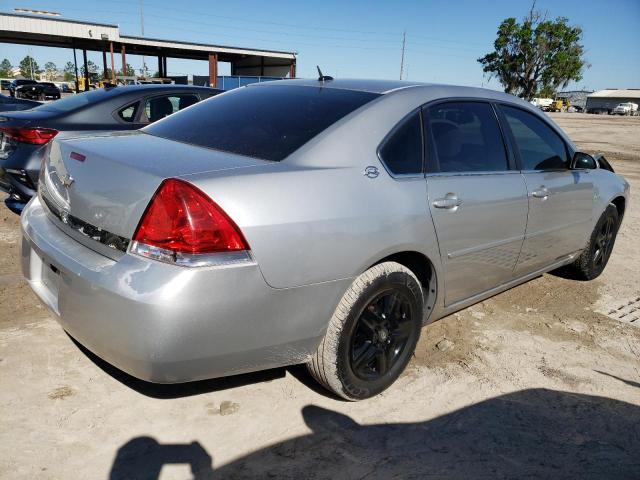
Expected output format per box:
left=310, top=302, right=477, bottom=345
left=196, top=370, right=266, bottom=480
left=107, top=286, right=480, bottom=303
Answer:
left=593, top=215, right=616, bottom=268
left=350, top=291, right=414, bottom=381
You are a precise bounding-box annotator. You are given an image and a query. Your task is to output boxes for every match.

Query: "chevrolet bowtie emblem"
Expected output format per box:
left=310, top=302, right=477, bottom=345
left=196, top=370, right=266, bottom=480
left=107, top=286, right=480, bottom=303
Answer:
left=61, top=174, right=74, bottom=188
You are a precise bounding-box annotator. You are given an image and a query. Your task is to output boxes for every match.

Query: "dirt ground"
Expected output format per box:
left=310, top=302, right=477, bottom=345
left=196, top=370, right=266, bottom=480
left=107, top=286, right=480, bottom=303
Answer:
left=0, top=112, right=639, bottom=479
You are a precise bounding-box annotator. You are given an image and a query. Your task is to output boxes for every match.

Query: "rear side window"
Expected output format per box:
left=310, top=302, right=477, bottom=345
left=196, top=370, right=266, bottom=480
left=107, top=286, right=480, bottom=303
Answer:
left=379, top=112, right=423, bottom=175
left=118, top=103, right=138, bottom=122
left=144, top=85, right=380, bottom=161
left=500, top=105, right=568, bottom=170
left=426, top=102, right=508, bottom=173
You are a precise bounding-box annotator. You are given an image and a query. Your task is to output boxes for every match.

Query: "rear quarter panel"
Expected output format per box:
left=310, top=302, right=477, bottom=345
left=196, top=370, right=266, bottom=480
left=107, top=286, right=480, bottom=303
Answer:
left=185, top=88, right=444, bottom=291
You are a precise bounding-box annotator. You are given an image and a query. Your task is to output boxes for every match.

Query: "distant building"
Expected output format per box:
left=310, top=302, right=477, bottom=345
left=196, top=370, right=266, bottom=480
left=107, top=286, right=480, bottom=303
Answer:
left=586, top=89, right=640, bottom=113
left=556, top=90, right=593, bottom=110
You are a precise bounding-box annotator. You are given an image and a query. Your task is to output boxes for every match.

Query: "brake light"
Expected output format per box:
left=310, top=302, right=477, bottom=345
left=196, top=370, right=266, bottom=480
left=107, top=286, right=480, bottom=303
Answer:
left=0, top=127, right=58, bottom=145
left=131, top=179, right=250, bottom=266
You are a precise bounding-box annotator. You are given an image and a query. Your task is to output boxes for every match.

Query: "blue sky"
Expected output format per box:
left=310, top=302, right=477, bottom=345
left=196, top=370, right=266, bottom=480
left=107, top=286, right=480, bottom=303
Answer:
left=1, top=0, right=638, bottom=91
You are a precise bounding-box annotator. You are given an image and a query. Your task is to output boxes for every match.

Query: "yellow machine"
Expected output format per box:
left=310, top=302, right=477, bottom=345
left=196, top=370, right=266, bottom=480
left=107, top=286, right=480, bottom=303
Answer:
left=548, top=99, right=570, bottom=112
left=75, top=77, right=95, bottom=92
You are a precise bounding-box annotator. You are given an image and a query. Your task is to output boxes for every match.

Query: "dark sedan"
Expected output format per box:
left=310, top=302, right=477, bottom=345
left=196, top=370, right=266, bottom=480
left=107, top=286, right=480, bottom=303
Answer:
left=8, top=79, right=38, bottom=97
left=38, top=82, right=61, bottom=99
left=0, top=84, right=220, bottom=207
left=15, top=83, right=46, bottom=100
left=0, top=93, right=41, bottom=112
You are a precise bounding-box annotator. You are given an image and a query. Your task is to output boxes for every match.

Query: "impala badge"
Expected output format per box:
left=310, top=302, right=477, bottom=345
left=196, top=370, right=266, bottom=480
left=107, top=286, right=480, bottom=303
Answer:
left=364, top=166, right=379, bottom=179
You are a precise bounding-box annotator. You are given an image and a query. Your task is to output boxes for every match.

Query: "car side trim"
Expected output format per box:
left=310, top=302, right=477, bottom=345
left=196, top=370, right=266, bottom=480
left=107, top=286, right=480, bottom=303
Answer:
left=447, top=233, right=525, bottom=259
left=432, top=249, right=582, bottom=322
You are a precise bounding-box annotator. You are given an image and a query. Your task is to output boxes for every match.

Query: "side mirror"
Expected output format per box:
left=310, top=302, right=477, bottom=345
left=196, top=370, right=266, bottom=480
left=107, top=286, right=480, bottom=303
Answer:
left=571, top=152, right=598, bottom=170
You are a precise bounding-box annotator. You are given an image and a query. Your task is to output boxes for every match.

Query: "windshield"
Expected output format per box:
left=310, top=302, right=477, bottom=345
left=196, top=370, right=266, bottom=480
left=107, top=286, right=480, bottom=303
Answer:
left=145, top=85, right=380, bottom=161
left=34, top=88, right=114, bottom=113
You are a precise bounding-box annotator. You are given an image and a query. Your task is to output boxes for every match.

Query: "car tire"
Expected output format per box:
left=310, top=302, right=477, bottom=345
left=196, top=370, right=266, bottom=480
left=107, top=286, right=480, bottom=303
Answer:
left=307, top=261, right=424, bottom=400
left=570, top=204, right=620, bottom=280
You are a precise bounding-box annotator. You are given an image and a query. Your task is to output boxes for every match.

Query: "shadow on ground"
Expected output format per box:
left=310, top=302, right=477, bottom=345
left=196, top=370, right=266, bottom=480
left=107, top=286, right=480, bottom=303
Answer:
left=109, top=387, right=640, bottom=479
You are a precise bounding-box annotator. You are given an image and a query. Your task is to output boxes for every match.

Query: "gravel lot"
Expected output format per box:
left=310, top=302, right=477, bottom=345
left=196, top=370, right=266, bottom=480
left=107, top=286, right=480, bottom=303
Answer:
left=1, top=112, right=639, bottom=479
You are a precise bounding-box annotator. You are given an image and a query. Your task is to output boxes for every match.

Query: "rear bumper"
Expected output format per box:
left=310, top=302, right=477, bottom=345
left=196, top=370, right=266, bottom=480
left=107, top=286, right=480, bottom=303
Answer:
left=21, top=197, right=348, bottom=383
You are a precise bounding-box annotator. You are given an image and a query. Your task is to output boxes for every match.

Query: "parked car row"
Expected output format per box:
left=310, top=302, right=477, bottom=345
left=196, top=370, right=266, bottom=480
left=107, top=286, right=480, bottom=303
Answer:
left=10, top=79, right=631, bottom=400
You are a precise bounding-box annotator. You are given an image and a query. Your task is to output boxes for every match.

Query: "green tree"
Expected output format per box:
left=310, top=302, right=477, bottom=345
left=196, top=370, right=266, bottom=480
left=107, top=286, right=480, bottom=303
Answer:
left=19, top=55, right=40, bottom=79
left=537, top=85, right=556, bottom=98
left=0, top=58, right=12, bottom=77
left=63, top=61, right=76, bottom=82
left=478, top=4, right=587, bottom=100
left=123, top=63, right=135, bottom=76
left=44, top=62, right=58, bottom=81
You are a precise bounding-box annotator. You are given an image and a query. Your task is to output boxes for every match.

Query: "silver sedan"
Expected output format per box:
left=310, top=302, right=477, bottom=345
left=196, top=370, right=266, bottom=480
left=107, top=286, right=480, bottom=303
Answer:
left=21, top=79, right=629, bottom=400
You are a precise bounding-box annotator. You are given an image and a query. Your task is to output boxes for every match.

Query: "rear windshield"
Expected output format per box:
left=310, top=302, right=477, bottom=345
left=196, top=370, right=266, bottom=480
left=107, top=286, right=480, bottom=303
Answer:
left=144, top=85, right=380, bottom=161
left=35, top=88, right=114, bottom=113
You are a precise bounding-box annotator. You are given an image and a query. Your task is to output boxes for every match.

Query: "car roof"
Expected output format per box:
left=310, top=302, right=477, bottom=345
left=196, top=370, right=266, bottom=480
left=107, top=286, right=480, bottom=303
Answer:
left=92, top=84, right=219, bottom=97
left=251, top=78, right=526, bottom=105
left=252, top=78, right=428, bottom=94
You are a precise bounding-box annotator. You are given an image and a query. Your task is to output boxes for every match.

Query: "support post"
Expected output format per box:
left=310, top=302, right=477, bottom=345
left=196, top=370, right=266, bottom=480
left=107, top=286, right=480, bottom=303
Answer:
left=72, top=46, right=79, bottom=93
left=109, top=42, right=116, bottom=83
left=82, top=49, right=90, bottom=91
left=208, top=53, right=218, bottom=88
left=163, top=57, right=167, bottom=78
left=289, top=60, right=296, bottom=79
left=121, top=45, right=127, bottom=77
left=102, top=50, right=108, bottom=79
left=157, top=56, right=163, bottom=78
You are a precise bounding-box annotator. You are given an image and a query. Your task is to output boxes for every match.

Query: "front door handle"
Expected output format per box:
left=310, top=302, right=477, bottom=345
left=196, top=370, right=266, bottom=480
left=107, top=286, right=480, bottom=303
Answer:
left=531, top=187, right=550, bottom=199
left=433, top=193, right=462, bottom=209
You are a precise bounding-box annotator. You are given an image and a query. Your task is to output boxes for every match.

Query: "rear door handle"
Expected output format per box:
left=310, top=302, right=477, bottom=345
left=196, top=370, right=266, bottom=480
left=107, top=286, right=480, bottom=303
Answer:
left=531, top=187, right=550, bottom=199
left=433, top=193, right=462, bottom=209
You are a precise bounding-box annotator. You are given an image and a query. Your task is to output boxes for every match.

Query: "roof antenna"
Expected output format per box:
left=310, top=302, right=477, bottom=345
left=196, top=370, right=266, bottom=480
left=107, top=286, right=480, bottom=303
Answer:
left=317, top=66, right=334, bottom=82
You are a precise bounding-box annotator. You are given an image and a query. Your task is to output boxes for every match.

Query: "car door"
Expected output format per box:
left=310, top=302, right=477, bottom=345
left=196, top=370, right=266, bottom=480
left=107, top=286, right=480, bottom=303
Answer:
left=424, top=101, right=528, bottom=306
left=498, top=105, right=594, bottom=275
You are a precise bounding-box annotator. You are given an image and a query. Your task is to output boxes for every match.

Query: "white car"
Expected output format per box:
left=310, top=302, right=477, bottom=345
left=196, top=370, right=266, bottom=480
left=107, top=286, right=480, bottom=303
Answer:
left=612, top=102, right=638, bottom=116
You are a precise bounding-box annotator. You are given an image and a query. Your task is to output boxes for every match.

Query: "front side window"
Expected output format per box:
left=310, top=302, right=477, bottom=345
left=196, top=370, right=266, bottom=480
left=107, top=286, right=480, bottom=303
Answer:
left=500, top=105, right=568, bottom=170
left=426, top=102, right=508, bottom=173
left=379, top=112, right=423, bottom=175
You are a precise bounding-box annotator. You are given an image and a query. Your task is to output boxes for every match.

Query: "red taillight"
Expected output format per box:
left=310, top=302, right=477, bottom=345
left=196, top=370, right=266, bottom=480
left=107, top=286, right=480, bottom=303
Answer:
left=132, top=178, right=248, bottom=255
left=0, top=127, right=58, bottom=145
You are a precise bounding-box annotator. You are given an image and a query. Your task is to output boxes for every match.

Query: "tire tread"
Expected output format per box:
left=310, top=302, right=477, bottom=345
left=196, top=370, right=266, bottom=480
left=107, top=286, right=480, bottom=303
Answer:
left=307, top=262, right=421, bottom=400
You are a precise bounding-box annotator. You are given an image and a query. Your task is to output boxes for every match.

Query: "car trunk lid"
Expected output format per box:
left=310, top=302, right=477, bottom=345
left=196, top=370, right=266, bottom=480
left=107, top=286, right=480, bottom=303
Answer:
left=40, top=131, right=271, bottom=258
